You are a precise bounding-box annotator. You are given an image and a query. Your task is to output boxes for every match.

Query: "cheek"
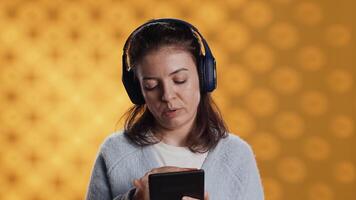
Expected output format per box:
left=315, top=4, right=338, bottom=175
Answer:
left=144, top=94, right=158, bottom=108
left=192, top=91, right=201, bottom=107
left=140, top=84, right=159, bottom=102
left=145, top=102, right=160, bottom=119
left=183, top=79, right=201, bottom=106
left=142, top=92, right=162, bottom=115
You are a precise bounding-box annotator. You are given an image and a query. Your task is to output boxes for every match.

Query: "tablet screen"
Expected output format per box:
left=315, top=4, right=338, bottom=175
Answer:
left=149, top=169, right=204, bottom=200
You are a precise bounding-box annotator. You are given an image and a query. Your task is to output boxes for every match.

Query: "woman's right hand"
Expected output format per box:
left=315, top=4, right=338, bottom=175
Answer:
left=132, top=166, right=197, bottom=200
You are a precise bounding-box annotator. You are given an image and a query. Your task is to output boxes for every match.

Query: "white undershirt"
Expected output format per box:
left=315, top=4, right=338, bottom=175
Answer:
left=152, top=142, right=208, bottom=169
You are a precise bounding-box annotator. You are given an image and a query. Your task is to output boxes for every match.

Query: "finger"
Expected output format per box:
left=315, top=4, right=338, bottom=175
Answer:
left=182, top=197, right=199, bottom=200
left=204, top=192, right=209, bottom=200
left=151, top=166, right=198, bottom=174
left=162, top=166, right=198, bottom=171
left=144, top=170, right=153, bottom=177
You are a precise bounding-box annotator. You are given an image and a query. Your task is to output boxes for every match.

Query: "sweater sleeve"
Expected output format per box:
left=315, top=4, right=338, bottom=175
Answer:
left=85, top=152, right=136, bottom=200
left=241, top=145, right=264, bottom=200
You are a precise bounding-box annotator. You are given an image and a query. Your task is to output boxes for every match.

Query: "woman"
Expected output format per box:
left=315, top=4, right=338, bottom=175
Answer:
left=86, top=18, right=264, bottom=200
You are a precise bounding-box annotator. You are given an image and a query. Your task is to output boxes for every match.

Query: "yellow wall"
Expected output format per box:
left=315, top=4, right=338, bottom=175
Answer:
left=0, top=0, right=355, bottom=199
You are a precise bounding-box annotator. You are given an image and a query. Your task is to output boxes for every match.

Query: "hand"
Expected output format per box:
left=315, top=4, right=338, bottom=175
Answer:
left=132, top=166, right=197, bottom=200
left=182, top=192, right=209, bottom=200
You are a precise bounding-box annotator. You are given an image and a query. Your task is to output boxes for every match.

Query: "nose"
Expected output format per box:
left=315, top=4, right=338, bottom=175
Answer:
left=161, top=82, right=176, bottom=102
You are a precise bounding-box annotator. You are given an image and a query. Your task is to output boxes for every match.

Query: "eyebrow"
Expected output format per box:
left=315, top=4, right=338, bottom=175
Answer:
left=142, top=68, right=189, bottom=80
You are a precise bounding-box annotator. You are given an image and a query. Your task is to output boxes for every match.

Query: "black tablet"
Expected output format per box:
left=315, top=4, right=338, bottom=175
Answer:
left=148, top=169, right=204, bottom=200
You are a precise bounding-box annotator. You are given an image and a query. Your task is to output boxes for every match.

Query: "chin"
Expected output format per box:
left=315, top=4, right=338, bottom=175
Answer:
left=160, top=116, right=193, bottom=130
left=161, top=120, right=184, bottom=130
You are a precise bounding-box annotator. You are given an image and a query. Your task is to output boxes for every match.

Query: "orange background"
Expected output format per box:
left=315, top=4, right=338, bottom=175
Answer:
left=0, top=0, right=355, bottom=199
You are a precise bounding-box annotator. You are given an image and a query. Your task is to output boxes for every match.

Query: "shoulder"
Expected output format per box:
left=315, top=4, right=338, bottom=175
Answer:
left=216, top=133, right=255, bottom=165
left=99, top=130, right=135, bottom=151
left=97, top=130, right=141, bottom=167
left=216, top=134, right=264, bottom=198
left=219, top=133, right=253, bottom=153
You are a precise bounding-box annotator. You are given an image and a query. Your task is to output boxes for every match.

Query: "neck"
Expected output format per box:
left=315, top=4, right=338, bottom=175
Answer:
left=154, top=121, right=195, bottom=147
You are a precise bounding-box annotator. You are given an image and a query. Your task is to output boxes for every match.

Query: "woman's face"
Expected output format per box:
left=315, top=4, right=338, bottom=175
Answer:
left=136, top=46, right=201, bottom=131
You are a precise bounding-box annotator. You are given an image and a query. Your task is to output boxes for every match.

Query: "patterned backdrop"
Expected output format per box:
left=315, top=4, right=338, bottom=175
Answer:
left=0, top=0, right=355, bottom=199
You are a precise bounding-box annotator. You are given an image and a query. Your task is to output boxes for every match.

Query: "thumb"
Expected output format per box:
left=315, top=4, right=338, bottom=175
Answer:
left=204, top=192, right=209, bottom=200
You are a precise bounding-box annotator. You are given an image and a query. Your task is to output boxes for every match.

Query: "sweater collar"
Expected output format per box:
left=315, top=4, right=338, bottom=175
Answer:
left=140, top=134, right=227, bottom=171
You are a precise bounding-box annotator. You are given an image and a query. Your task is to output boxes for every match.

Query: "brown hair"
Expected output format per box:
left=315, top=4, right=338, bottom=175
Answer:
left=121, top=20, right=228, bottom=153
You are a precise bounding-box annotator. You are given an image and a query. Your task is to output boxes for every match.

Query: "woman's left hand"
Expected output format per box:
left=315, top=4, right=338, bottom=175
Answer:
left=182, top=192, right=209, bottom=200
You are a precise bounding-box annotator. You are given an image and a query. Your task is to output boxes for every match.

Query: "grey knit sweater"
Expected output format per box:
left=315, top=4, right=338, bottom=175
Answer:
left=86, top=131, right=264, bottom=200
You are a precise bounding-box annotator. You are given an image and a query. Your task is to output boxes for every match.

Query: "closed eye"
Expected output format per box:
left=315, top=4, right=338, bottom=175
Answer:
left=143, top=84, right=158, bottom=91
left=144, top=86, right=156, bottom=91
left=143, top=78, right=186, bottom=91
left=175, top=80, right=186, bottom=84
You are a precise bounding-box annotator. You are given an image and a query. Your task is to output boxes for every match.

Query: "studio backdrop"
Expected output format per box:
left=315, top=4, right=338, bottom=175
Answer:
left=0, top=0, right=355, bottom=199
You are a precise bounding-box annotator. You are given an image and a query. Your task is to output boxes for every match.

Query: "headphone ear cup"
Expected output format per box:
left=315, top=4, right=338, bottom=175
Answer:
left=198, top=55, right=206, bottom=92
left=204, top=55, right=217, bottom=92
left=199, top=55, right=216, bottom=93
left=122, top=55, right=145, bottom=105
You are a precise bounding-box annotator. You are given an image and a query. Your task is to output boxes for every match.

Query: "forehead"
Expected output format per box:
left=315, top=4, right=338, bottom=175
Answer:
left=136, top=46, right=197, bottom=77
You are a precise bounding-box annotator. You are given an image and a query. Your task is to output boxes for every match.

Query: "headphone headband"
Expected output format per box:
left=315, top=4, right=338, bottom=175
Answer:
left=122, top=18, right=217, bottom=105
left=123, top=18, right=214, bottom=70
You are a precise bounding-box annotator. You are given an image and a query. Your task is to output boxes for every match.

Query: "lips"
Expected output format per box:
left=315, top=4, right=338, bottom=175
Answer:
left=164, top=108, right=178, bottom=112
left=163, top=108, right=181, bottom=118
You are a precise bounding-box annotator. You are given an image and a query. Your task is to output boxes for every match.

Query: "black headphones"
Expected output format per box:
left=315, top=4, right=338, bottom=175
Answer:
left=122, top=18, right=217, bottom=105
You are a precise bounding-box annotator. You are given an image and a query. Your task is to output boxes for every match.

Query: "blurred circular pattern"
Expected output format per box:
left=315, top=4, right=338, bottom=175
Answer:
left=325, top=24, right=352, bottom=47
left=294, top=2, right=323, bottom=26
left=268, top=22, right=299, bottom=49
left=225, top=107, right=256, bottom=137
left=308, top=182, right=334, bottom=200
left=274, top=111, right=305, bottom=139
left=329, top=115, right=354, bottom=138
left=298, top=46, right=326, bottom=71
left=221, top=65, right=252, bottom=96
left=333, top=161, right=355, bottom=184
left=224, top=0, right=247, bottom=10
left=277, top=157, right=307, bottom=183
left=303, top=136, right=330, bottom=161
left=1, top=25, right=22, bottom=44
left=270, top=66, right=302, bottom=94
left=300, top=91, right=328, bottom=116
left=218, top=22, right=250, bottom=52
left=242, top=1, right=273, bottom=28
left=0, top=0, right=355, bottom=199
left=326, top=69, right=353, bottom=93
left=243, top=43, right=275, bottom=73
left=245, top=88, right=278, bottom=117
left=18, top=3, right=46, bottom=23
left=190, top=1, right=228, bottom=34
left=61, top=3, right=88, bottom=25
left=272, top=0, right=292, bottom=4
left=263, top=178, right=283, bottom=200
left=250, top=132, right=281, bottom=161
